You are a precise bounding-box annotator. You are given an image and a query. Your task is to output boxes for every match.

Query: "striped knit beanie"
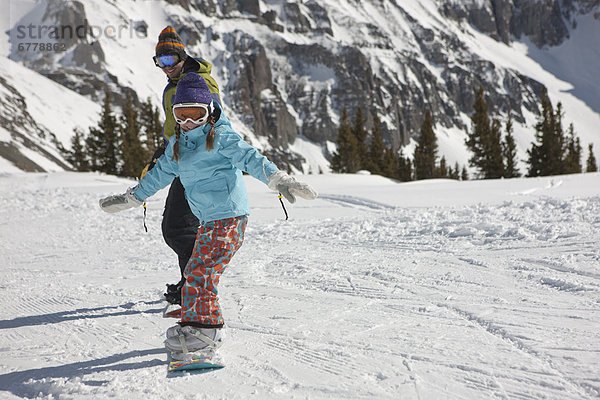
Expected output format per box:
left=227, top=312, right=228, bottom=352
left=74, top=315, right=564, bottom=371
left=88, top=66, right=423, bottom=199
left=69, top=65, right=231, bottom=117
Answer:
left=155, top=26, right=187, bottom=59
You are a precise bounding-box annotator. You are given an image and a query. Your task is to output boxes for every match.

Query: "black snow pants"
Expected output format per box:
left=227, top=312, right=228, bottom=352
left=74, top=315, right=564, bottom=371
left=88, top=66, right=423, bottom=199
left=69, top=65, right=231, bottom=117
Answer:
left=162, top=177, right=200, bottom=278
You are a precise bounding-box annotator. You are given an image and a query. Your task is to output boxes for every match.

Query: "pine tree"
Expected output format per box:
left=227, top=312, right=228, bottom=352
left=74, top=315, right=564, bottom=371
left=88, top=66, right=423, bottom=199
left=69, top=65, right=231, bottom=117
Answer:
left=139, top=96, right=163, bottom=154
left=437, top=156, right=448, bottom=178
left=465, top=86, right=506, bottom=179
left=527, top=91, right=552, bottom=176
left=564, top=124, right=582, bottom=174
left=398, top=149, right=413, bottom=182
left=551, top=102, right=567, bottom=174
left=527, top=91, right=567, bottom=177
left=461, top=165, right=469, bottom=181
left=66, top=128, right=89, bottom=171
left=120, top=91, right=147, bottom=178
left=85, top=125, right=102, bottom=172
left=367, top=114, right=386, bottom=174
left=331, top=107, right=360, bottom=173
left=381, top=147, right=399, bottom=179
left=352, top=106, right=369, bottom=170
left=86, top=89, right=119, bottom=175
left=466, top=86, right=491, bottom=178
left=413, top=110, right=438, bottom=180
left=502, top=113, right=520, bottom=178
left=450, top=162, right=460, bottom=180
left=586, top=143, right=598, bottom=172
left=487, top=119, right=505, bottom=178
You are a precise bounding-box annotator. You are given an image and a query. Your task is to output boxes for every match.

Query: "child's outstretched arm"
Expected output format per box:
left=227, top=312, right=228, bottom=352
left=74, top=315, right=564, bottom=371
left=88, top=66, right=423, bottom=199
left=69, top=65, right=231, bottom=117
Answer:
left=215, top=127, right=278, bottom=184
left=99, top=144, right=179, bottom=213
left=216, top=127, right=317, bottom=203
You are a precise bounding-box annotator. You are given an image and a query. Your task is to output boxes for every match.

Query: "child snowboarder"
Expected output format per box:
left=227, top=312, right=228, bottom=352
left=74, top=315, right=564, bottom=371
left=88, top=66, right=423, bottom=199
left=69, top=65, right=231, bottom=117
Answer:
left=99, top=73, right=317, bottom=361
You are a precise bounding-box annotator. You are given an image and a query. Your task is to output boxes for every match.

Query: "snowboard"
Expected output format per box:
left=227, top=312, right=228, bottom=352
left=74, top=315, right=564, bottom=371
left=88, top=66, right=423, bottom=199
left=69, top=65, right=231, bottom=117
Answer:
left=162, top=302, right=182, bottom=318
left=167, top=353, right=224, bottom=374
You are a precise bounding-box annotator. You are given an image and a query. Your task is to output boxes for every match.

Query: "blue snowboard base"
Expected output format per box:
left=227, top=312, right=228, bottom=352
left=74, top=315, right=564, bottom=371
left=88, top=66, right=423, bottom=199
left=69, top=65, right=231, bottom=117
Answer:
left=168, top=356, right=224, bottom=374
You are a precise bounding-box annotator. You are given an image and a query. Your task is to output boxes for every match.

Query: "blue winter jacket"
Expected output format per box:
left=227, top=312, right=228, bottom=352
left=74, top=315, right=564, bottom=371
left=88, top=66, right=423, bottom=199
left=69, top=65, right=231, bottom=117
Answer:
left=132, top=104, right=279, bottom=223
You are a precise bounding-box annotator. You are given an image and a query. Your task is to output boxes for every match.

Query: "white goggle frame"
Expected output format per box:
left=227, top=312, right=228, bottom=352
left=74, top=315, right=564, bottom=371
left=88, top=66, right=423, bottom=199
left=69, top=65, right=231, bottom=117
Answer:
left=172, top=101, right=213, bottom=125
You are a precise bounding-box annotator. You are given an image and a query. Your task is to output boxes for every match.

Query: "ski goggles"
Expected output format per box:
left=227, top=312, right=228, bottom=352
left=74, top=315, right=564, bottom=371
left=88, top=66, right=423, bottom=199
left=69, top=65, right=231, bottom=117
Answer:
left=153, top=53, right=181, bottom=68
left=172, top=102, right=213, bottom=125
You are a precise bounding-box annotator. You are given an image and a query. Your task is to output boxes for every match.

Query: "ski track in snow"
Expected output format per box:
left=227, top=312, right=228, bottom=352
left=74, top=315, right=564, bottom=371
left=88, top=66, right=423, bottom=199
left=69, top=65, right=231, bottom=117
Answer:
left=317, top=194, right=397, bottom=210
left=0, top=172, right=600, bottom=399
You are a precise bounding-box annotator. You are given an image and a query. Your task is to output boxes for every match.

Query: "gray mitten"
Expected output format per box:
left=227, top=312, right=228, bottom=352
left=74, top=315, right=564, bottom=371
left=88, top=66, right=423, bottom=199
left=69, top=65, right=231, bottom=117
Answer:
left=99, top=187, right=143, bottom=213
left=268, top=171, right=318, bottom=204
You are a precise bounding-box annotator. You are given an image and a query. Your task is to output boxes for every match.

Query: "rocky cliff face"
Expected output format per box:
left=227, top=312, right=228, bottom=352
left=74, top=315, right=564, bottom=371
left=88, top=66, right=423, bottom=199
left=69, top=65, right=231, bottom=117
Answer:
left=0, top=76, right=70, bottom=171
left=6, top=0, right=600, bottom=172
left=10, top=0, right=138, bottom=106
left=440, top=0, right=578, bottom=48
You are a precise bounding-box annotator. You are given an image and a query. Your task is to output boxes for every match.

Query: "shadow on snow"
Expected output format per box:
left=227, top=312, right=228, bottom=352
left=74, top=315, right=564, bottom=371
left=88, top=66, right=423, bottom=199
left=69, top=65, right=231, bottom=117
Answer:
left=0, top=348, right=166, bottom=398
left=0, top=300, right=165, bottom=329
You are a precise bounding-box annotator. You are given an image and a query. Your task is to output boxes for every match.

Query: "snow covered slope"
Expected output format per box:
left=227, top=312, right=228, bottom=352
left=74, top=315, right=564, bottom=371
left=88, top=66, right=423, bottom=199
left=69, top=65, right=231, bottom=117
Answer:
left=1, top=171, right=599, bottom=399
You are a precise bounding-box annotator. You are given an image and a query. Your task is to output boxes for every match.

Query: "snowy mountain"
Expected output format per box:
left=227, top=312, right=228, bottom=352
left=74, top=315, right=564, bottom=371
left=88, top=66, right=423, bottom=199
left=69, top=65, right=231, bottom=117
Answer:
left=0, top=56, right=100, bottom=172
left=1, top=171, right=599, bottom=398
left=1, top=0, right=600, bottom=173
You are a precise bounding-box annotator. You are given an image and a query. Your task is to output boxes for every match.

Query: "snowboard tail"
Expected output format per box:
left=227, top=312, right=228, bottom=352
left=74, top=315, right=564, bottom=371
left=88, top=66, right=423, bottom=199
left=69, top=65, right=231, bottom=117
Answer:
left=163, top=307, right=181, bottom=318
left=162, top=302, right=181, bottom=318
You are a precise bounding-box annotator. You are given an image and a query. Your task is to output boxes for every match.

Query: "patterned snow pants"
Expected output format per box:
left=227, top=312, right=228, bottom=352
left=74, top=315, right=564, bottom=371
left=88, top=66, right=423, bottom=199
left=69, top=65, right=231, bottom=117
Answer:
left=180, top=215, right=248, bottom=327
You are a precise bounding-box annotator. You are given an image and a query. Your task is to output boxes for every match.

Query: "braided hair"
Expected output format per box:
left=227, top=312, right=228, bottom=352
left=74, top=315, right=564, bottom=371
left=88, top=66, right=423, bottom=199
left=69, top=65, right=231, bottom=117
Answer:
left=171, top=124, right=181, bottom=162
left=206, top=114, right=217, bottom=151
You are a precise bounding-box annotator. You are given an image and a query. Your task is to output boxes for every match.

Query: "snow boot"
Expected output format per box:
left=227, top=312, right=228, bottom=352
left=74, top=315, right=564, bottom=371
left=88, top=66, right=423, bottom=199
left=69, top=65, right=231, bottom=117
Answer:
left=165, top=325, right=224, bottom=360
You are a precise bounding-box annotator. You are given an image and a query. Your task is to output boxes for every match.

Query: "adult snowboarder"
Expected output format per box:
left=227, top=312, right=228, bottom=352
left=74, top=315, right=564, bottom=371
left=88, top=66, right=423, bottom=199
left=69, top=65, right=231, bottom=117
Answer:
left=144, top=26, right=222, bottom=305
left=99, top=73, right=317, bottom=363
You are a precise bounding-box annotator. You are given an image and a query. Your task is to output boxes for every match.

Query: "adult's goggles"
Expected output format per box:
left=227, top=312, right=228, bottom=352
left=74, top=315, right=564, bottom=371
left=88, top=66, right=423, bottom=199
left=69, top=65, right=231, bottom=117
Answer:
left=172, top=102, right=213, bottom=126
left=153, top=53, right=181, bottom=68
